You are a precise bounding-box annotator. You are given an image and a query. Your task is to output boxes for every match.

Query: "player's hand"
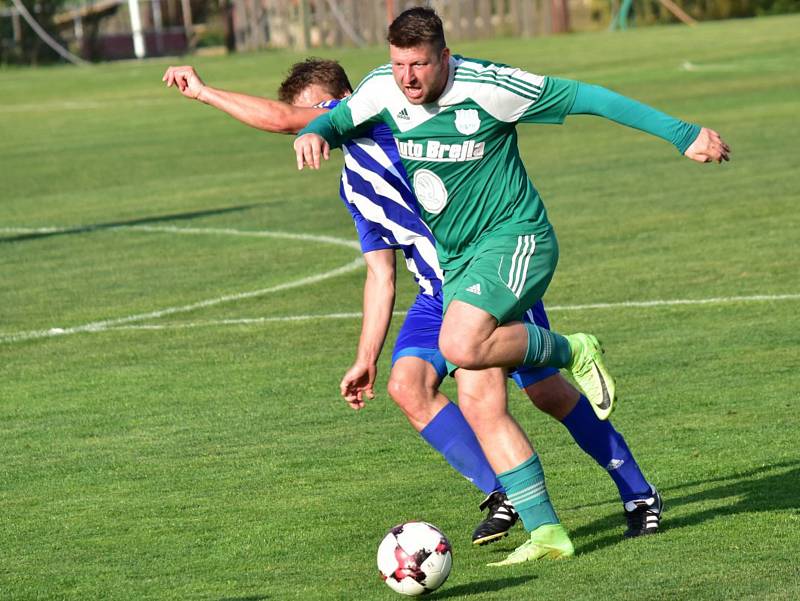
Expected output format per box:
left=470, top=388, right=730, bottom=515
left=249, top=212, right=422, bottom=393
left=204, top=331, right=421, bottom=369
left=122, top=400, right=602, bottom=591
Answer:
left=684, top=127, right=731, bottom=164
left=294, top=133, right=330, bottom=170
left=340, top=361, right=377, bottom=410
left=162, top=65, right=206, bottom=100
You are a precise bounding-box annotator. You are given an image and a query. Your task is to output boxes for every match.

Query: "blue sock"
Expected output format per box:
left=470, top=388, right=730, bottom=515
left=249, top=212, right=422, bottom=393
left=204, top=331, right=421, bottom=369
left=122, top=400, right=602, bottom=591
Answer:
left=420, top=402, right=502, bottom=495
left=561, top=395, right=651, bottom=503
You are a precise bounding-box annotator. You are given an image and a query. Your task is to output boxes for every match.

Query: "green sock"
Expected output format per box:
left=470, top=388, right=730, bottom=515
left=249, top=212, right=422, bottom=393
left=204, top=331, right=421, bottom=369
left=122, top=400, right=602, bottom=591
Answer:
left=497, top=454, right=559, bottom=532
left=523, top=323, right=572, bottom=368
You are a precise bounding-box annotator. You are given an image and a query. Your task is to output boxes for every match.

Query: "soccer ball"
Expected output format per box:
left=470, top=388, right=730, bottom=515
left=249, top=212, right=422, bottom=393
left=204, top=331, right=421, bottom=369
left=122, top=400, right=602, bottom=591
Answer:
left=377, top=521, right=452, bottom=596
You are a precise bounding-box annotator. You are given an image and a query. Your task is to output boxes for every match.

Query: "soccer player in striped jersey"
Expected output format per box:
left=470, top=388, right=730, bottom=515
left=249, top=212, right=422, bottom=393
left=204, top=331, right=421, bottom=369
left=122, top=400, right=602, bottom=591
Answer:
left=164, top=58, right=663, bottom=560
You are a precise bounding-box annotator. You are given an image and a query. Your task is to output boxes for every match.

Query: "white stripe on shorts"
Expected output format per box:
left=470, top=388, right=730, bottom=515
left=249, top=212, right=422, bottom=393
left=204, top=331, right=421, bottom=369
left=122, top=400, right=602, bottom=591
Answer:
left=506, top=234, right=536, bottom=298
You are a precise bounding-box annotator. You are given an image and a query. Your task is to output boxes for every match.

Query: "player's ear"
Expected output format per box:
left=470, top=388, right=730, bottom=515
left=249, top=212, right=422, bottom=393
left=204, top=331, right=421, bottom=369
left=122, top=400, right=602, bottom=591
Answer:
left=441, top=47, right=451, bottom=64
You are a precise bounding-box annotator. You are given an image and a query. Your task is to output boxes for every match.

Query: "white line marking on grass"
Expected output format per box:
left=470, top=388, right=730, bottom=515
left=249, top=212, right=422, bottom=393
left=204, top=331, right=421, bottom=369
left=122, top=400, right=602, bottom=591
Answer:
left=84, top=293, right=800, bottom=334
left=1, top=226, right=66, bottom=234
left=1, top=258, right=365, bottom=344
left=107, top=312, right=371, bottom=331
left=679, top=59, right=793, bottom=73
left=681, top=61, right=742, bottom=72
left=1, top=224, right=364, bottom=344
left=546, top=293, right=800, bottom=311
left=123, top=225, right=362, bottom=250
left=1, top=225, right=362, bottom=251
left=4, top=223, right=799, bottom=343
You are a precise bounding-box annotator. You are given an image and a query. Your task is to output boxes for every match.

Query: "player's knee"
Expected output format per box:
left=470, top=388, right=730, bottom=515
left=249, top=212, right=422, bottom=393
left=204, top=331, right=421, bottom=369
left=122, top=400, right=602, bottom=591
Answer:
left=526, top=374, right=580, bottom=420
left=387, top=373, right=435, bottom=416
left=439, top=333, right=483, bottom=370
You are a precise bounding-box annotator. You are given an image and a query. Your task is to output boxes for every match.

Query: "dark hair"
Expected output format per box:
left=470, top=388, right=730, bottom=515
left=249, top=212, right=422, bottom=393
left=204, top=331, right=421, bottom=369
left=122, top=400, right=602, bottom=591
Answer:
left=277, top=58, right=353, bottom=104
left=388, top=7, right=446, bottom=53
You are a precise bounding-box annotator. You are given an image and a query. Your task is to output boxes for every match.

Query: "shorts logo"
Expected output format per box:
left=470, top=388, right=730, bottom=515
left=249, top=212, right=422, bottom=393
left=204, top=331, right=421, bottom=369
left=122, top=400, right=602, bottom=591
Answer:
left=412, top=169, right=448, bottom=215
left=454, top=109, right=480, bottom=135
left=466, top=283, right=481, bottom=295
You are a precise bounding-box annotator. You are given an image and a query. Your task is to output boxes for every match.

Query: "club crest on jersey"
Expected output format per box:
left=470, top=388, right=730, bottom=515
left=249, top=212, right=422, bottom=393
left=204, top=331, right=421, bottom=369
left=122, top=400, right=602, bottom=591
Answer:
left=454, top=109, right=480, bottom=135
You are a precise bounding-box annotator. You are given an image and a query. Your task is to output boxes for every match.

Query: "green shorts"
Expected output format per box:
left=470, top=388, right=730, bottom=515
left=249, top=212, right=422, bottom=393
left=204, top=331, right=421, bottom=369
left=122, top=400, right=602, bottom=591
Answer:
left=443, top=228, right=559, bottom=325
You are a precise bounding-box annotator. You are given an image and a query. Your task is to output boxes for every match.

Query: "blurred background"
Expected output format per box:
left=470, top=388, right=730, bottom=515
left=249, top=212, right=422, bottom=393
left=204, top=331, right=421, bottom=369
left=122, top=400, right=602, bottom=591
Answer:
left=2, top=0, right=799, bottom=65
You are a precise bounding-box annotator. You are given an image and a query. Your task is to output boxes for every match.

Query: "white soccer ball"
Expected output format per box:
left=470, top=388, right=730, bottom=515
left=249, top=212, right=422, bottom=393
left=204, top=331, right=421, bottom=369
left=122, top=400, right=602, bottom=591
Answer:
left=377, top=521, right=452, bottom=596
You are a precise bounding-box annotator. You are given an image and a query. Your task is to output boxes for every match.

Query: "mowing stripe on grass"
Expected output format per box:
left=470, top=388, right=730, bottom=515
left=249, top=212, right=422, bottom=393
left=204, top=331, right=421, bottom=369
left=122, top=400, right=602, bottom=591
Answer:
left=0, top=98, right=171, bottom=113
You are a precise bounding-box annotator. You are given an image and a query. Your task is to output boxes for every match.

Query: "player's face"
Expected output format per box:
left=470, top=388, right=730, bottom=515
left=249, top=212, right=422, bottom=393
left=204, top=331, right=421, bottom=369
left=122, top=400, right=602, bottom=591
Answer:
left=292, top=83, right=341, bottom=107
left=390, top=43, right=450, bottom=105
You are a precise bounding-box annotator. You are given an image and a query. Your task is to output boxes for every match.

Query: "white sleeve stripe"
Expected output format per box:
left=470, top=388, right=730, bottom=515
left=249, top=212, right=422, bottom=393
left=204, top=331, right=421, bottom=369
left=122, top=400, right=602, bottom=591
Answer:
left=456, top=65, right=544, bottom=96
left=352, top=65, right=392, bottom=94
left=454, top=74, right=542, bottom=101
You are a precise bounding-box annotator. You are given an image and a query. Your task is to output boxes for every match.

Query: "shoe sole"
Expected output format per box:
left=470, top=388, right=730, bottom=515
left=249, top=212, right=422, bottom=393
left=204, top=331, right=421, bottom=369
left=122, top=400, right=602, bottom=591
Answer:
left=624, top=528, right=660, bottom=538
left=472, top=530, right=510, bottom=546
left=487, top=546, right=573, bottom=566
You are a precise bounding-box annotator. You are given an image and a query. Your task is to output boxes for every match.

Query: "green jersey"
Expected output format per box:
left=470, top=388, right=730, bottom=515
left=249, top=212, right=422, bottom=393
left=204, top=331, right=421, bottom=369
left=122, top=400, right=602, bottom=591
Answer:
left=318, top=56, right=578, bottom=271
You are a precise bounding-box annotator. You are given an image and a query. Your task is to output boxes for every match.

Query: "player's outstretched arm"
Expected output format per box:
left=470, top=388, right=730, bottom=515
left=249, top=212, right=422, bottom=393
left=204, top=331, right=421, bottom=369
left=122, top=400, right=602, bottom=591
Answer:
left=162, top=65, right=326, bottom=134
left=565, top=81, right=731, bottom=163
left=339, top=249, right=397, bottom=410
left=683, top=127, right=731, bottom=164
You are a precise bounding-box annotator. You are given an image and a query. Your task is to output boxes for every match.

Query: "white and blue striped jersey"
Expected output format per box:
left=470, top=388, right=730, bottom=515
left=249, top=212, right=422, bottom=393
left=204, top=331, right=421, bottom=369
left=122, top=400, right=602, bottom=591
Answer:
left=320, top=99, right=443, bottom=296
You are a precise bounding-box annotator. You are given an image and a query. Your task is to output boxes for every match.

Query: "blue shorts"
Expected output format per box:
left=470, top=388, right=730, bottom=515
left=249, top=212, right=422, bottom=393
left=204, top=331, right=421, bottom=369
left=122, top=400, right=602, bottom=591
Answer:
left=391, top=292, right=558, bottom=388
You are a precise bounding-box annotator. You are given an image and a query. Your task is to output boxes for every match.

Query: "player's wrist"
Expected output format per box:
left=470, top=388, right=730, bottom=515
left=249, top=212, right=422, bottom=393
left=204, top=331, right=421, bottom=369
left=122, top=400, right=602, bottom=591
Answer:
left=355, top=352, right=379, bottom=367
left=195, top=85, right=209, bottom=103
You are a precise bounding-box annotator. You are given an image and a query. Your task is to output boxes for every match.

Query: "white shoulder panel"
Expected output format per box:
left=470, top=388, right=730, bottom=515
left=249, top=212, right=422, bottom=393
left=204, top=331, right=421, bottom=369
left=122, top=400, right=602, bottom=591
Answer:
left=445, top=58, right=546, bottom=123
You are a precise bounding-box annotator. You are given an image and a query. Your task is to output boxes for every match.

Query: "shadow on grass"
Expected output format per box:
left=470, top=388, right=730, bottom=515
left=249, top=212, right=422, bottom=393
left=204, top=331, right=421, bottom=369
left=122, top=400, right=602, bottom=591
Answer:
left=434, top=574, right=535, bottom=598
left=0, top=203, right=262, bottom=243
left=571, top=458, right=800, bottom=555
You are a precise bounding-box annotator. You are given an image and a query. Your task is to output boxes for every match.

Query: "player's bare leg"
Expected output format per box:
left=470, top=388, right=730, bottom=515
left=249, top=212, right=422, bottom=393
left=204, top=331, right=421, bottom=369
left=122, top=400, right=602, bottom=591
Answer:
left=439, top=302, right=527, bottom=370
left=440, top=300, right=615, bottom=419
left=455, top=367, right=573, bottom=563
left=387, top=357, right=449, bottom=431
left=388, top=356, right=512, bottom=536
left=454, top=367, right=531, bottom=472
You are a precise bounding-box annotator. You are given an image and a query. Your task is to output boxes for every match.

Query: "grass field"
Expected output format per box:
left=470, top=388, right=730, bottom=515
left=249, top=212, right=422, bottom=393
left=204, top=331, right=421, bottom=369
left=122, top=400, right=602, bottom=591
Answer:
left=2, top=14, right=800, bottom=601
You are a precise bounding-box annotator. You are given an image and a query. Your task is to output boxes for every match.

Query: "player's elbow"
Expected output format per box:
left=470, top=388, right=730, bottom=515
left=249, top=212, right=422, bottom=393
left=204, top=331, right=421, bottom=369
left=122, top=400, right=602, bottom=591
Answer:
left=255, top=118, right=295, bottom=134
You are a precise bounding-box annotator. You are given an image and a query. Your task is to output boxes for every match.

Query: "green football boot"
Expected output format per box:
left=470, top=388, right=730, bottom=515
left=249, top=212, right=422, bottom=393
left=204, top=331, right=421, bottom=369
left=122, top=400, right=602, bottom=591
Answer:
left=488, top=523, right=574, bottom=566
left=565, top=333, right=615, bottom=420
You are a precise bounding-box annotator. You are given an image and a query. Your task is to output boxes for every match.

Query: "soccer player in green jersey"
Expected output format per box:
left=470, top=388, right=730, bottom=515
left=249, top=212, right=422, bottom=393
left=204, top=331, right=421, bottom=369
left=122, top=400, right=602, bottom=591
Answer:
left=295, top=7, right=730, bottom=564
